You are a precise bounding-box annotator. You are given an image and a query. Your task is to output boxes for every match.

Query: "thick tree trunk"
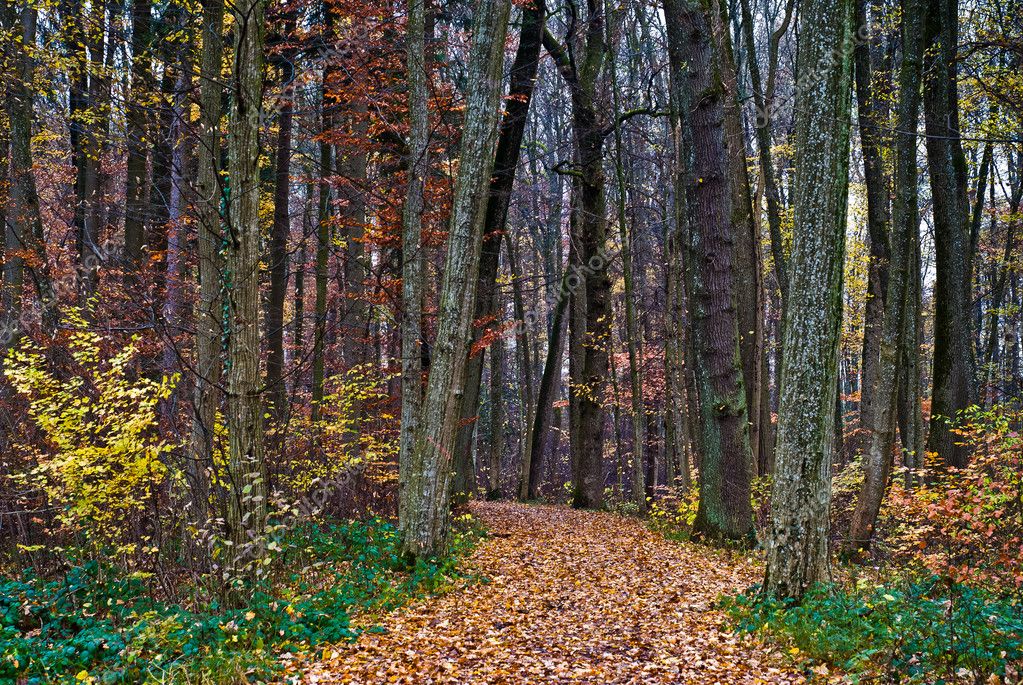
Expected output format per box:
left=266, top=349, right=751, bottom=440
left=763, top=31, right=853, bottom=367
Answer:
left=922, top=0, right=975, bottom=468
left=224, top=0, right=267, bottom=554
left=763, top=0, right=853, bottom=600
left=400, top=0, right=510, bottom=560
left=665, top=0, right=754, bottom=544
left=711, top=0, right=763, bottom=474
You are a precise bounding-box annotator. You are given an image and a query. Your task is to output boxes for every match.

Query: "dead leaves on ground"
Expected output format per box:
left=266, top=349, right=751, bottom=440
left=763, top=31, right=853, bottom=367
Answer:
left=301, top=502, right=811, bottom=684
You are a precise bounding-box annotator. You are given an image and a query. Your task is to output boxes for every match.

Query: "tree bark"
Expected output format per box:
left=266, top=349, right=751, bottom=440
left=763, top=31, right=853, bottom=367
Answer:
left=665, top=0, right=754, bottom=544
left=224, top=0, right=267, bottom=554
left=188, top=0, right=225, bottom=523
left=267, top=19, right=296, bottom=422
left=400, top=0, right=511, bottom=560
left=763, top=0, right=853, bottom=599
left=922, top=0, right=975, bottom=468
left=398, top=0, right=429, bottom=514
left=123, top=0, right=152, bottom=275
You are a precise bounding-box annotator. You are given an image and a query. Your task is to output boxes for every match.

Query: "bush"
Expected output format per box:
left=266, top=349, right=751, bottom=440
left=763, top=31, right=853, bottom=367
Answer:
left=724, top=580, right=1023, bottom=682
left=4, top=314, right=176, bottom=550
left=883, top=405, right=1023, bottom=589
left=0, top=517, right=482, bottom=684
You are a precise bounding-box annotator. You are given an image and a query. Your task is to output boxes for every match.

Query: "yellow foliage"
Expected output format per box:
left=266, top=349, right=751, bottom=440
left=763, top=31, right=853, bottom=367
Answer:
left=4, top=313, right=177, bottom=543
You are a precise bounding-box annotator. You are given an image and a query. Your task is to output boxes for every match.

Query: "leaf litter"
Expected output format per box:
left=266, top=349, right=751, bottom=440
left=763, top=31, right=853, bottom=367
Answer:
left=300, top=501, right=811, bottom=684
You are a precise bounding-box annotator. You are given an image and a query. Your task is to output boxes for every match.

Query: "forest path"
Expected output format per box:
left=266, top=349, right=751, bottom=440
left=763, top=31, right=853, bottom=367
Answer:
left=302, top=501, right=805, bottom=684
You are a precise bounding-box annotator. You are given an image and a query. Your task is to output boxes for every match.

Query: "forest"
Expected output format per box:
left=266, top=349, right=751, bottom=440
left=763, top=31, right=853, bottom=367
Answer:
left=0, top=0, right=1021, bottom=681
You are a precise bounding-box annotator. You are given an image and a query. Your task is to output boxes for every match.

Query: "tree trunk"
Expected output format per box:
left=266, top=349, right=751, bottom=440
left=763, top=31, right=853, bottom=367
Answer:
left=267, top=25, right=296, bottom=423
left=311, top=25, right=335, bottom=425
left=847, top=0, right=923, bottom=551
left=224, top=0, right=267, bottom=555
left=854, top=0, right=893, bottom=433
left=665, top=0, right=754, bottom=544
left=711, top=0, right=763, bottom=475
left=922, top=0, right=975, bottom=468
left=123, top=0, right=151, bottom=275
left=739, top=0, right=793, bottom=309
left=542, top=19, right=611, bottom=510
left=4, top=5, right=57, bottom=337
left=452, top=0, right=544, bottom=501
left=400, top=0, right=511, bottom=560
left=487, top=316, right=505, bottom=500
left=398, top=0, right=429, bottom=515
left=763, top=0, right=853, bottom=600
left=521, top=266, right=570, bottom=500
left=188, top=0, right=225, bottom=523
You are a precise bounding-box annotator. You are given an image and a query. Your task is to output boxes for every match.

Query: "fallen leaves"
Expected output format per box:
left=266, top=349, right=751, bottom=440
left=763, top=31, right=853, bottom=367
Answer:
left=300, top=502, right=807, bottom=684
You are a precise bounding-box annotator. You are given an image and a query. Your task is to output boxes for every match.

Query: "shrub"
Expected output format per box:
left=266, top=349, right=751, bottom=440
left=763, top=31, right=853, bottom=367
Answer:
left=3, top=314, right=176, bottom=550
left=1, top=517, right=482, bottom=683
left=724, top=580, right=1023, bottom=682
left=883, top=405, right=1023, bottom=590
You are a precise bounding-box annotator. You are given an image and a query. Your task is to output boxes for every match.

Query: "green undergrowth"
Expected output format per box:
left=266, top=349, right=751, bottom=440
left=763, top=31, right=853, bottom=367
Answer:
left=723, top=579, right=1023, bottom=683
left=1, top=518, right=483, bottom=684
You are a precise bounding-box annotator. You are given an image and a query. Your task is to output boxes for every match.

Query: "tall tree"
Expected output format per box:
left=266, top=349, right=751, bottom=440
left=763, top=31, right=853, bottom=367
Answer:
left=400, top=0, right=511, bottom=560
left=922, top=0, right=975, bottom=468
left=224, top=0, right=267, bottom=555
left=664, top=0, right=754, bottom=544
left=398, top=0, right=429, bottom=508
left=848, top=0, right=924, bottom=552
left=764, top=0, right=853, bottom=599
left=854, top=0, right=893, bottom=433
left=266, top=12, right=297, bottom=422
left=452, top=0, right=545, bottom=501
left=542, top=8, right=612, bottom=509
left=187, top=0, right=225, bottom=522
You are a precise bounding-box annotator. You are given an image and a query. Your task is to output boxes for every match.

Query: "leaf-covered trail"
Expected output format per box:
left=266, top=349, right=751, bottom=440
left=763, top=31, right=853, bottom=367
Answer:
left=302, top=502, right=804, bottom=684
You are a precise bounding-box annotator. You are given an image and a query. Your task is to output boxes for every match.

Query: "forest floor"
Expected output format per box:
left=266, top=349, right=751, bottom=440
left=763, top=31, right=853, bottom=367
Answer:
left=300, top=501, right=814, bottom=684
